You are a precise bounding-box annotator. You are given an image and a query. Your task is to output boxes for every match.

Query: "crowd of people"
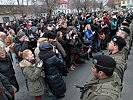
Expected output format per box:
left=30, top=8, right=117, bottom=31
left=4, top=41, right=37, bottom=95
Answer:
left=0, top=9, right=133, bottom=100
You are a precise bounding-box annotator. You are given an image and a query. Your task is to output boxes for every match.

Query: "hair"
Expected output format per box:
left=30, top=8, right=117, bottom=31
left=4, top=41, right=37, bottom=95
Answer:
left=95, top=65, right=114, bottom=77
left=85, top=24, right=91, bottom=30
left=18, top=49, right=31, bottom=58
left=113, top=42, right=123, bottom=51
left=61, top=21, right=67, bottom=25
left=56, top=31, right=62, bottom=38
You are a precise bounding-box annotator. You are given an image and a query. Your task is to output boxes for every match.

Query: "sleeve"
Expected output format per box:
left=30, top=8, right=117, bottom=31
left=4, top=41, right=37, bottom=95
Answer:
left=14, top=41, right=29, bottom=55
left=56, top=42, right=66, bottom=58
left=84, top=30, right=94, bottom=39
left=0, top=73, right=14, bottom=94
left=19, top=41, right=29, bottom=52
left=55, top=53, right=64, bottom=67
left=23, top=67, right=42, bottom=81
left=76, top=48, right=87, bottom=58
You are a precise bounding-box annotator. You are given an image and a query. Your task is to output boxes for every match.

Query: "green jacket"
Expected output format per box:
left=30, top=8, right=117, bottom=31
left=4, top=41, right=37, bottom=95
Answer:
left=109, top=52, right=127, bottom=82
left=19, top=59, right=46, bottom=96
left=80, top=74, right=121, bottom=100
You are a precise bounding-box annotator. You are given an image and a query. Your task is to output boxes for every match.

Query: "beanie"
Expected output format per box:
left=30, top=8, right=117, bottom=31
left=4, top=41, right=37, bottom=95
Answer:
left=39, top=42, right=53, bottom=51
left=121, top=22, right=129, bottom=27
left=17, top=32, right=26, bottom=39
left=93, top=55, right=116, bottom=70
left=119, top=27, right=130, bottom=35
left=48, top=32, right=56, bottom=39
left=111, top=36, right=126, bottom=49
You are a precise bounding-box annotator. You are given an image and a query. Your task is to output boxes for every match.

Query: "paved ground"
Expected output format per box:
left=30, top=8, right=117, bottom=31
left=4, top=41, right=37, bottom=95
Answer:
left=121, top=47, right=133, bottom=100
left=14, top=48, right=133, bottom=100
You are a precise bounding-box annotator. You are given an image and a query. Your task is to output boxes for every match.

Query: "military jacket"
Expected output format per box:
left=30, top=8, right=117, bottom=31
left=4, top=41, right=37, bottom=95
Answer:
left=80, top=74, right=121, bottom=100
left=109, top=52, right=127, bottom=82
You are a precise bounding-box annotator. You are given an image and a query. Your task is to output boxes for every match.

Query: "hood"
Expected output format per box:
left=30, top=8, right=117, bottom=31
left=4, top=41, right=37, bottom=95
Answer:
left=39, top=42, right=53, bottom=51
left=19, top=59, right=32, bottom=68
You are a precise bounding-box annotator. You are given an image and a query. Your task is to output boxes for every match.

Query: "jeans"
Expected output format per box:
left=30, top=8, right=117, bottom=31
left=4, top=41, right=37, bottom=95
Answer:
left=52, top=96, right=57, bottom=100
left=11, top=53, right=18, bottom=64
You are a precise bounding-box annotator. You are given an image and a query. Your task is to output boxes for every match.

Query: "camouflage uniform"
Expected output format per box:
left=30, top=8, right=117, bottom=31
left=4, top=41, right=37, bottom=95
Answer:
left=80, top=74, right=121, bottom=100
left=109, top=52, right=127, bottom=83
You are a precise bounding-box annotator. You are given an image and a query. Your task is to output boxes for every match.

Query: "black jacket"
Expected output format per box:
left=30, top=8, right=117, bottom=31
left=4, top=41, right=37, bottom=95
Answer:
left=39, top=50, right=66, bottom=97
left=0, top=73, right=14, bottom=100
left=0, top=55, right=19, bottom=91
left=14, top=37, right=29, bottom=62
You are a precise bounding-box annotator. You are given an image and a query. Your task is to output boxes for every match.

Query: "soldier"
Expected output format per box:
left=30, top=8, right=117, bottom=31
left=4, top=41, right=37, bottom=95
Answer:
left=116, top=27, right=130, bottom=60
left=108, top=36, right=126, bottom=83
left=80, top=55, right=121, bottom=100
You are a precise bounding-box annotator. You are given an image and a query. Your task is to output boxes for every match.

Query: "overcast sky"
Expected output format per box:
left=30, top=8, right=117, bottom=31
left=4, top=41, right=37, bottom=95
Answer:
left=0, top=0, right=109, bottom=5
left=0, top=0, right=33, bottom=5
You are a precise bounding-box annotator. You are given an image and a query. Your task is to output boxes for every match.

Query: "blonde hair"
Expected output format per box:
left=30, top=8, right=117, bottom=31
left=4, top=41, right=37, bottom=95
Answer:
left=85, top=24, right=91, bottom=30
left=19, top=49, right=31, bottom=58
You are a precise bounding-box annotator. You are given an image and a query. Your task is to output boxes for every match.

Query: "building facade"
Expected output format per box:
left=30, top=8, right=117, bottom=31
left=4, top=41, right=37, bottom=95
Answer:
left=121, top=0, right=133, bottom=9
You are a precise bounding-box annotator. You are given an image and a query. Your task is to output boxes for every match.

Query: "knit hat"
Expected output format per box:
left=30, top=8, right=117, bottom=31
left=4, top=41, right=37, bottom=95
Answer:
left=121, top=22, right=129, bottom=27
left=17, top=32, right=26, bottom=39
left=111, top=36, right=126, bottom=49
left=48, top=32, right=56, bottom=39
left=119, top=27, right=130, bottom=35
left=39, top=42, right=53, bottom=51
left=93, top=55, right=116, bottom=70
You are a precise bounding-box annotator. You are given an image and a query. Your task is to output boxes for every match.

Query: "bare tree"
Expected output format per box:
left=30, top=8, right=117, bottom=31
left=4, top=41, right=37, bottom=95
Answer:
left=69, top=0, right=90, bottom=13
left=39, top=0, right=60, bottom=16
left=16, top=0, right=20, bottom=5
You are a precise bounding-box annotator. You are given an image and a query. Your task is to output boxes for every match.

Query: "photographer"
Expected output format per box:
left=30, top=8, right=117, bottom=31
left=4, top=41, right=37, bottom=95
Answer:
left=13, top=32, right=30, bottom=62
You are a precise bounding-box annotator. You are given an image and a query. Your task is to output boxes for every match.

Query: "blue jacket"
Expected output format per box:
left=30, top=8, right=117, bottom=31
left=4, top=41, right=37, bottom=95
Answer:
left=84, top=30, right=94, bottom=40
left=110, top=20, right=117, bottom=29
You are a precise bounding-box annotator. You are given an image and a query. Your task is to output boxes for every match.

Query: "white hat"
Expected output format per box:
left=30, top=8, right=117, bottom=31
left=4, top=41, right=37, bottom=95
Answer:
left=112, top=15, right=117, bottom=19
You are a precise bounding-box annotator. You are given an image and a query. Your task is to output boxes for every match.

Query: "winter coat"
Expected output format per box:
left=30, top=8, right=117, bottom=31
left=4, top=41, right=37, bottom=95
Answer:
left=19, top=59, right=46, bottom=96
left=13, top=38, right=29, bottom=62
left=51, top=41, right=66, bottom=58
left=84, top=30, right=94, bottom=40
left=39, top=50, right=66, bottom=97
left=0, top=55, right=19, bottom=92
left=0, top=73, right=14, bottom=100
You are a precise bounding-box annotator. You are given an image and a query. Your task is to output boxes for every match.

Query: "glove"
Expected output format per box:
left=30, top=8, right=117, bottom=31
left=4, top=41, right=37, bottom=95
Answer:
left=37, top=60, right=43, bottom=68
left=11, top=85, right=17, bottom=93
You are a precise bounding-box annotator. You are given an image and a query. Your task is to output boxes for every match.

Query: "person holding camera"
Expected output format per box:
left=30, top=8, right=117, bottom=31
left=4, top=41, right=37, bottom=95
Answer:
left=13, top=32, right=30, bottom=62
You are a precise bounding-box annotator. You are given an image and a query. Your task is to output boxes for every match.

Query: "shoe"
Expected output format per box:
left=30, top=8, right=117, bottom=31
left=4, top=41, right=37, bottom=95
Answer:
left=69, top=66, right=75, bottom=71
left=57, top=94, right=65, bottom=99
left=71, top=65, right=76, bottom=69
left=62, top=72, right=68, bottom=76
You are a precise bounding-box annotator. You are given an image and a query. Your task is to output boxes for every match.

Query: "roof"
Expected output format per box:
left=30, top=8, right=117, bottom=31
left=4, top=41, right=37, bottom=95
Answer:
left=58, top=0, right=67, bottom=4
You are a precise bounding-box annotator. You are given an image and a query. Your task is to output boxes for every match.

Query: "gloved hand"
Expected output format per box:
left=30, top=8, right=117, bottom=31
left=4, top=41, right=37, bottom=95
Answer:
left=37, top=60, right=43, bottom=68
